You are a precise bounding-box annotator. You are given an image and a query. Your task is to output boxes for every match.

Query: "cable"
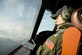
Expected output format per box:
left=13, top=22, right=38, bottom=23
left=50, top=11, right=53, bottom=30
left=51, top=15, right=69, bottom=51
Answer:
left=55, top=0, right=60, bottom=11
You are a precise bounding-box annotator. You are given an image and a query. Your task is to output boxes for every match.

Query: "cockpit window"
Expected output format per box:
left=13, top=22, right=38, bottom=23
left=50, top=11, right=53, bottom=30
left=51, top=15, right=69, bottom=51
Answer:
left=37, top=10, right=55, bottom=34
left=0, top=0, right=41, bottom=55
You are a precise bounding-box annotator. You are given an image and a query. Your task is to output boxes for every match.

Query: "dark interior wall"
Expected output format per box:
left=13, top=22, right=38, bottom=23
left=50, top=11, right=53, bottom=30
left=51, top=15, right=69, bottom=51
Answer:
left=42, top=0, right=82, bottom=13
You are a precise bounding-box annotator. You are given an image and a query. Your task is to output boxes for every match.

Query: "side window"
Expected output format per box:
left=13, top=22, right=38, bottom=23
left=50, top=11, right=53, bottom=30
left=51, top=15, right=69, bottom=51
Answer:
left=37, top=10, right=55, bottom=34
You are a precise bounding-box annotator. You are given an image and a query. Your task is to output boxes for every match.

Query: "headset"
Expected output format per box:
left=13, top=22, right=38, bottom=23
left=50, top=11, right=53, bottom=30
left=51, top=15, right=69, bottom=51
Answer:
left=71, top=7, right=82, bottom=30
left=61, top=6, right=71, bottom=21
left=51, top=5, right=72, bottom=22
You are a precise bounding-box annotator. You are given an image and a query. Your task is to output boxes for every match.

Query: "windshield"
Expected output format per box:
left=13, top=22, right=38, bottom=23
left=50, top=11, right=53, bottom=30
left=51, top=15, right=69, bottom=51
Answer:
left=0, top=0, right=42, bottom=55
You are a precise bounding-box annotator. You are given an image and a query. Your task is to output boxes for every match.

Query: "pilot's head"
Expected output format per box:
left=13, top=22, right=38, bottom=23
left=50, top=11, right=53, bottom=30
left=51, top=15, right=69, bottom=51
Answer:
left=51, top=5, right=82, bottom=30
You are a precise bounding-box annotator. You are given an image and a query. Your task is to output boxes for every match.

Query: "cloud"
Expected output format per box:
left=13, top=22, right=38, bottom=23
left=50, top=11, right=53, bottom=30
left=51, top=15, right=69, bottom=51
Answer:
left=0, top=0, right=42, bottom=43
left=0, top=0, right=42, bottom=54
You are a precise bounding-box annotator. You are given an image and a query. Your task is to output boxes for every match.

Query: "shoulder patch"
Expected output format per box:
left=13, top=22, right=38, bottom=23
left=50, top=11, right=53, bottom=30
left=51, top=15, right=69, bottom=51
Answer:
left=45, top=39, right=54, bottom=50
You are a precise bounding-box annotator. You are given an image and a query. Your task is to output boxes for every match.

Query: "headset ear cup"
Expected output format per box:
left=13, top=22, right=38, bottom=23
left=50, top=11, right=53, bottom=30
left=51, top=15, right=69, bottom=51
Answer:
left=61, top=6, right=71, bottom=21
left=78, top=9, right=82, bottom=22
left=71, top=7, right=82, bottom=30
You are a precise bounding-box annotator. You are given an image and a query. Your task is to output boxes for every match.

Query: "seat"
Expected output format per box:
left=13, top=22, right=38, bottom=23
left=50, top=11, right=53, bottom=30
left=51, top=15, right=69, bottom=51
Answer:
left=61, top=27, right=81, bottom=55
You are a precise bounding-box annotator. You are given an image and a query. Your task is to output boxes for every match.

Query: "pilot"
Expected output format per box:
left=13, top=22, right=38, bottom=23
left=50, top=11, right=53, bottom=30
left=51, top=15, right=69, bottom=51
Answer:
left=36, top=5, right=73, bottom=55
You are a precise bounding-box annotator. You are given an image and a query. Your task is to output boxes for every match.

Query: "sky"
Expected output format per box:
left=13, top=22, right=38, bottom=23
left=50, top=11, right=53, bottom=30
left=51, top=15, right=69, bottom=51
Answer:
left=0, top=0, right=41, bottom=43
left=37, top=10, right=55, bottom=34
left=0, top=0, right=42, bottom=55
